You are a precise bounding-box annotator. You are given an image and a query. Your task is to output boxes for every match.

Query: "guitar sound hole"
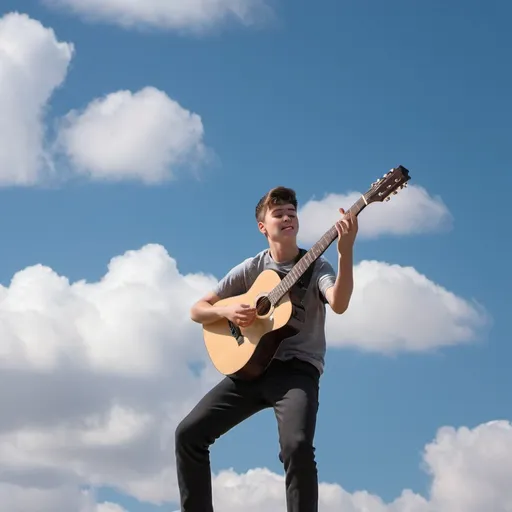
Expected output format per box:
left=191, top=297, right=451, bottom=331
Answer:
left=256, top=295, right=272, bottom=316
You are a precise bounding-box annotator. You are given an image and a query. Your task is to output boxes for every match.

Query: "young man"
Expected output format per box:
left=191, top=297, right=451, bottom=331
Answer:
left=175, top=186, right=358, bottom=512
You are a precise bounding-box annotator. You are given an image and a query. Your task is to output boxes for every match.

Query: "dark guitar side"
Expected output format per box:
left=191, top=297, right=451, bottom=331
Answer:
left=229, top=323, right=299, bottom=380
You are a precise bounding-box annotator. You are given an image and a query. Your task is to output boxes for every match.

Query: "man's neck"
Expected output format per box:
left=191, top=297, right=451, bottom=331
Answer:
left=268, top=241, right=300, bottom=263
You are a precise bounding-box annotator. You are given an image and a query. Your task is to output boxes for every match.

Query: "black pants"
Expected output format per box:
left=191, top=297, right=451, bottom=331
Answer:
left=175, top=358, right=320, bottom=512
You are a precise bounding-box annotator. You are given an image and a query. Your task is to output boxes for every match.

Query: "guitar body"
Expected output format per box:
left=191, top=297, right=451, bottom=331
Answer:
left=203, top=269, right=298, bottom=380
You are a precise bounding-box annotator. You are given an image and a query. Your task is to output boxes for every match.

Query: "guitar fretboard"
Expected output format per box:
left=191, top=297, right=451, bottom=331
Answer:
left=268, top=195, right=367, bottom=305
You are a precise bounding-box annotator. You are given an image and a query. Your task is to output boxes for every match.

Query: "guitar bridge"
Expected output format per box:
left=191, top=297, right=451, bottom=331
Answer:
left=228, top=321, right=244, bottom=346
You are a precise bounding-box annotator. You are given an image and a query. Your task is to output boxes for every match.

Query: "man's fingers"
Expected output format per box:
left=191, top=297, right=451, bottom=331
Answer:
left=237, top=310, right=256, bottom=322
left=237, top=316, right=255, bottom=327
left=336, top=220, right=347, bottom=234
left=238, top=311, right=256, bottom=318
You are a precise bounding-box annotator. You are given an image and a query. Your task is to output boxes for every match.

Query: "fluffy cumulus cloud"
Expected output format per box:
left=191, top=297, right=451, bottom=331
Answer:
left=0, top=243, right=495, bottom=510
left=0, top=12, right=210, bottom=186
left=43, top=0, right=272, bottom=32
left=0, top=244, right=220, bottom=508
left=298, top=184, right=453, bottom=244
left=0, top=12, right=73, bottom=185
left=326, top=260, right=488, bottom=353
left=57, top=87, right=208, bottom=183
left=206, top=420, right=512, bottom=512
left=208, top=468, right=429, bottom=512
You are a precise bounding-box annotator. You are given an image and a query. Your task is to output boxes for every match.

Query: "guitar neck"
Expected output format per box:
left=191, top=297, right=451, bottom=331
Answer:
left=269, top=195, right=367, bottom=305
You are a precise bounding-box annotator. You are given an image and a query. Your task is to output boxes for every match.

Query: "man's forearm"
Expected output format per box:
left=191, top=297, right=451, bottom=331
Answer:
left=190, top=300, right=228, bottom=325
left=330, top=249, right=354, bottom=314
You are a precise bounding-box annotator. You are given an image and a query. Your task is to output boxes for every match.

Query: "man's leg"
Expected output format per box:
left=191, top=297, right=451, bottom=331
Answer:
left=266, top=359, right=320, bottom=512
left=175, top=376, right=267, bottom=512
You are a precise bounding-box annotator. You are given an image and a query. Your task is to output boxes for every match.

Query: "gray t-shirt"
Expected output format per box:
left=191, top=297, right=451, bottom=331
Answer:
left=213, top=249, right=336, bottom=374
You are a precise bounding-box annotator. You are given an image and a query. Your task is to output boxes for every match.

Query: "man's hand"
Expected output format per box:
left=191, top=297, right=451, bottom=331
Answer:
left=223, top=303, right=257, bottom=327
left=335, top=208, right=358, bottom=255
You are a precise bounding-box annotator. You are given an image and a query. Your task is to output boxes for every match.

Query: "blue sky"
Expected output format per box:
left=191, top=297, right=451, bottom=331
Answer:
left=0, top=0, right=510, bottom=511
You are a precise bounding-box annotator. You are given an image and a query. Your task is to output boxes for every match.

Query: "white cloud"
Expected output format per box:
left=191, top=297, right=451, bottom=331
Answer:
left=96, top=504, right=127, bottom=512
left=0, top=12, right=73, bottom=185
left=0, top=244, right=492, bottom=509
left=0, top=243, right=220, bottom=505
left=424, top=421, right=512, bottom=512
left=0, top=484, right=127, bottom=512
left=298, top=184, right=453, bottom=244
left=0, top=13, right=210, bottom=186
left=56, top=87, right=209, bottom=184
left=326, top=260, right=488, bottom=353
left=209, top=468, right=429, bottom=512
left=9, top=417, right=512, bottom=512
left=191, top=420, right=512, bottom=512
left=43, top=0, right=272, bottom=32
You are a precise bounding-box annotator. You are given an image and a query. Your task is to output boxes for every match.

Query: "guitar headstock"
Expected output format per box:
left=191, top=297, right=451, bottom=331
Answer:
left=365, top=165, right=411, bottom=204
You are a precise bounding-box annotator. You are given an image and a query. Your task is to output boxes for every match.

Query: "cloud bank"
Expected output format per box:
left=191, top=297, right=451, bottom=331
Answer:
left=0, top=243, right=491, bottom=510
left=206, top=420, right=512, bottom=512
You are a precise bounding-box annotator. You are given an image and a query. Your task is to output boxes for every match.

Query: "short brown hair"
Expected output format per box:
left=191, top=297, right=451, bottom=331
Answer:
left=255, top=186, right=297, bottom=222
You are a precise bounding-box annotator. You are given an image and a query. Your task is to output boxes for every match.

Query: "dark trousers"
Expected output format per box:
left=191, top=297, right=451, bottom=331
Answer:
left=175, top=358, right=320, bottom=512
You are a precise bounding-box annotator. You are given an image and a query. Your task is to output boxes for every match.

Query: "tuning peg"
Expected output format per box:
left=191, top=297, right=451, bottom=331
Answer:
left=385, top=196, right=391, bottom=201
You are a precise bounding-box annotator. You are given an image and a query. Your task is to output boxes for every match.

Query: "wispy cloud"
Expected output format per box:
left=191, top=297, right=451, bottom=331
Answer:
left=43, top=0, right=273, bottom=32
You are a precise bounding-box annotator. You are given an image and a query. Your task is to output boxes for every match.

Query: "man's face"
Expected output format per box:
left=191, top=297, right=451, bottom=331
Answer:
left=258, top=203, right=299, bottom=241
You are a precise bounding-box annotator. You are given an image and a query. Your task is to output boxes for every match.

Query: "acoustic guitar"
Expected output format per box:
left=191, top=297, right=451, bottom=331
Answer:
left=203, top=166, right=411, bottom=379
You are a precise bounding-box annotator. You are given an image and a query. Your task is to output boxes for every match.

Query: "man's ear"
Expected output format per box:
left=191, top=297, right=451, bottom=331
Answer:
left=257, top=221, right=267, bottom=236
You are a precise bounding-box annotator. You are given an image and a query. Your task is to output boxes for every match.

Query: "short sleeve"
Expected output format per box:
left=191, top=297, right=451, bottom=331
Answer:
left=213, top=257, right=253, bottom=299
left=316, top=257, right=336, bottom=303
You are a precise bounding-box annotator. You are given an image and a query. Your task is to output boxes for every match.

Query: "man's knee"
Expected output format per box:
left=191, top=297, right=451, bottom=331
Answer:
left=175, top=416, right=198, bottom=449
left=280, top=436, right=316, bottom=466
left=175, top=414, right=211, bottom=452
